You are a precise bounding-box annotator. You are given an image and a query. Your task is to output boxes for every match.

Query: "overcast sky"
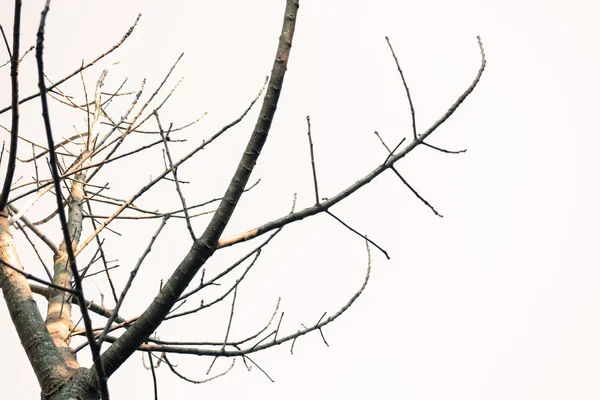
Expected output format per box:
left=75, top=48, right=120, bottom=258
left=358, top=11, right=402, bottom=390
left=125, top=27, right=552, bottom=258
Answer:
left=1, top=1, right=599, bottom=399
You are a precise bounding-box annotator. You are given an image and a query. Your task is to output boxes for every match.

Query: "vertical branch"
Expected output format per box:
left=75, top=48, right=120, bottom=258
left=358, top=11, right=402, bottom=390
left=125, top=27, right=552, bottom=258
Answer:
left=221, top=285, right=238, bottom=352
left=155, top=112, right=195, bottom=240
left=385, top=36, right=417, bottom=140
left=305, top=115, right=320, bottom=205
left=0, top=0, right=22, bottom=210
left=85, top=199, right=119, bottom=304
left=97, top=215, right=170, bottom=346
left=35, top=1, right=109, bottom=398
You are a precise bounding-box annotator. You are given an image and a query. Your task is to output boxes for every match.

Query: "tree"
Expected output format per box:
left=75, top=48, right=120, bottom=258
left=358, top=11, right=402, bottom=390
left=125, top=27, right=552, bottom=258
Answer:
left=0, top=0, right=486, bottom=398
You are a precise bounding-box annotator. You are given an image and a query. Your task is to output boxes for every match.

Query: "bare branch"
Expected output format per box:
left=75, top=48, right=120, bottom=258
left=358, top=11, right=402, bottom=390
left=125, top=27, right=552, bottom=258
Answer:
left=0, top=256, right=76, bottom=294
left=7, top=204, right=58, bottom=254
left=99, top=0, right=300, bottom=377
left=421, top=140, right=467, bottom=154
left=326, top=210, right=389, bottom=259
left=85, top=199, right=119, bottom=304
left=218, top=36, right=486, bottom=249
left=75, top=76, right=268, bottom=256
left=11, top=217, right=53, bottom=280
left=97, top=215, right=170, bottom=346
left=390, top=166, right=443, bottom=217
left=163, top=355, right=235, bottom=385
left=166, top=249, right=261, bottom=320
left=35, top=3, right=108, bottom=396
left=101, top=239, right=372, bottom=359
left=30, top=283, right=129, bottom=324
left=155, top=112, right=195, bottom=240
left=0, top=13, right=141, bottom=116
left=0, top=0, right=22, bottom=210
left=177, top=227, right=280, bottom=303
left=305, top=116, right=320, bottom=204
left=385, top=36, right=418, bottom=140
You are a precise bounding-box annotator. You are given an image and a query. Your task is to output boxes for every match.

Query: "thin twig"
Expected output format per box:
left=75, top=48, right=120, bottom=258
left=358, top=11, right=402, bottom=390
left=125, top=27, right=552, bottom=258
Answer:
left=420, top=140, right=467, bottom=154
left=97, top=215, right=170, bottom=346
left=385, top=36, right=417, bottom=140
left=148, top=351, right=159, bottom=400
left=305, top=116, right=320, bottom=204
left=0, top=0, right=22, bottom=210
left=390, top=166, right=443, bottom=217
left=163, top=354, right=235, bottom=384
left=155, top=112, right=195, bottom=240
left=107, top=239, right=372, bottom=359
left=221, top=286, right=238, bottom=352
left=12, top=218, right=52, bottom=280
left=85, top=193, right=119, bottom=304
left=0, top=257, right=76, bottom=294
left=7, top=204, right=58, bottom=254
left=0, top=13, right=141, bottom=116
left=167, top=250, right=261, bottom=320
left=326, top=210, right=389, bottom=259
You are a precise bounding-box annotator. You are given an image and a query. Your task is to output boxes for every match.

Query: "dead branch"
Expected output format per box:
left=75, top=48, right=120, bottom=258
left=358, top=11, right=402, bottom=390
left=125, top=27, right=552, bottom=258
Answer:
left=0, top=13, right=141, bottom=116
left=218, top=36, right=486, bottom=249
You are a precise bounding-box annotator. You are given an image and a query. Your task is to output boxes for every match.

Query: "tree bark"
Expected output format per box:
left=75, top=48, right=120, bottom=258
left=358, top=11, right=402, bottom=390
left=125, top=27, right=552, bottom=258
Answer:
left=44, top=169, right=87, bottom=370
left=0, top=213, right=73, bottom=398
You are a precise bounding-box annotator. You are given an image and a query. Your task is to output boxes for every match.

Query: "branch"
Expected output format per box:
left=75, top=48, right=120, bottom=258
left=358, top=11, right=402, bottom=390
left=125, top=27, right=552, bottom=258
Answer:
left=0, top=0, right=21, bottom=210
left=385, top=36, right=417, bottom=140
left=99, top=0, right=300, bottom=378
left=0, top=214, right=69, bottom=394
left=7, top=204, right=58, bottom=254
left=389, top=166, right=443, bottom=217
left=97, top=215, right=170, bottom=346
left=163, top=355, right=235, bottom=385
left=101, top=239, right=372, bottom=358
left=0, top=13, right=141, bottom=116
left=155, top=113, right=195, bottom=240
left=218, top=36, right=486, bottom=248
left=74, top=76, right=267, bottom=256
left=0, top=255, right=76, bottom=294
left=305, top=116, right=320, bottom=204
left=35, top=3, right=108, bottom=397
left=326, top=211, right=389, bottom=259
left=30, top=283, right=128, bottom=323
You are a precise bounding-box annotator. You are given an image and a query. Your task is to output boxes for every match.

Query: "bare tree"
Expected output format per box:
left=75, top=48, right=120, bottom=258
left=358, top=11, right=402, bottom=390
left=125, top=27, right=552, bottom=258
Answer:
left=0, top=1, right=486, bottom=399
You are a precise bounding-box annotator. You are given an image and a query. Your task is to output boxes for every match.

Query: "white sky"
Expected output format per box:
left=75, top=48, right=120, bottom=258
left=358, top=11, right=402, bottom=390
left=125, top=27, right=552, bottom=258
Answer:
left=0, top=1, right=599, bottom=399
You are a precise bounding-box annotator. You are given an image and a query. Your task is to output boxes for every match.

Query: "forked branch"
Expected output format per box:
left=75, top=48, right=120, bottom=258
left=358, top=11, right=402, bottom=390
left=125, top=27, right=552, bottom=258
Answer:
left=218, top=36, right=486, bottom=249
left=98, top=0, right=300, bottom=379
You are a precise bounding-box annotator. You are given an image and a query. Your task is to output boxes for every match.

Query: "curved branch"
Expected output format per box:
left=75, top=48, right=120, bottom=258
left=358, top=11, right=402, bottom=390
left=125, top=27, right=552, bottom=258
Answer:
left=99, top=0, right=300, bottom=378
left=218, top=36, right=487, bottom=249
left=102, top=239, right=371, bottom=358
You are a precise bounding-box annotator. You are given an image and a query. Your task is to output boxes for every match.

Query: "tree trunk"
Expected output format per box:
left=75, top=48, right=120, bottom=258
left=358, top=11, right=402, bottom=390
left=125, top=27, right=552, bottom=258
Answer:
left=45, top=369, right=99, bottom=400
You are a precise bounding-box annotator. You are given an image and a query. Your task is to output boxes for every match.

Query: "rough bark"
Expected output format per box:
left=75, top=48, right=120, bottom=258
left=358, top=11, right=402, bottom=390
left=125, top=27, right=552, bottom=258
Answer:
left=47, top=369, right=99, bottom=400
left=0, top=214, right=73, bottom=398
left=44, top=169, right=87, bottom=370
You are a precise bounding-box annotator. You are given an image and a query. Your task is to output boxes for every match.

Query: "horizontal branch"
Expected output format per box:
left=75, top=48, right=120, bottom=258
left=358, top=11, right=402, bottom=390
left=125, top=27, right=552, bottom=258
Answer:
left=101, top=240, right=371, bottom=358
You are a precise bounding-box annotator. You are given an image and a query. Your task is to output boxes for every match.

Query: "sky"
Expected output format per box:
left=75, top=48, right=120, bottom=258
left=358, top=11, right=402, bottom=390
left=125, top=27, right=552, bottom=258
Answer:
left=0, top=1, right=599, bottom=399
